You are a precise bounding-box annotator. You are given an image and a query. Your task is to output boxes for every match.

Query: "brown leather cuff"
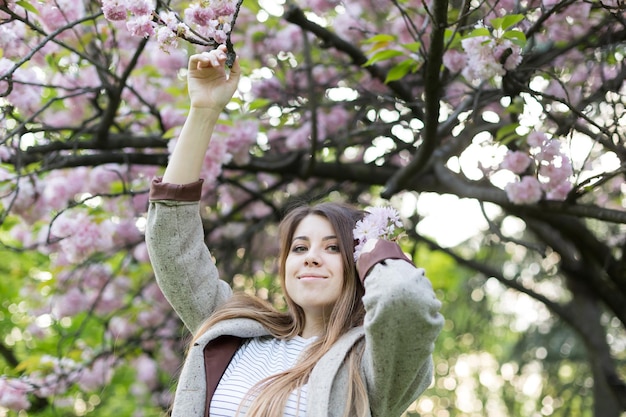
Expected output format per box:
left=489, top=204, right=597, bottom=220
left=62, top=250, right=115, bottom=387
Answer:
left=356, top=240, right=413, bottom=283
left=149, top=177, right=204, bottom=201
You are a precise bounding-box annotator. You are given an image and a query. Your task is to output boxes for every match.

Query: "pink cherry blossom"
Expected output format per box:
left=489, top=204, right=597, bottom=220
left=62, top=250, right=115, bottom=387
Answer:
left=0, top=378, right=31, bottom=411
left=210, top=0, right=235, bottom=17
left=308, top=0, right=341, bottom=13
left=0, top=144, right=12, bottom=162
left=285, top=122, right=311, bottom=150
left=353, top=206, right=403, bottom=261
left=461, top=36, right=505, bottom=81
left=251, top=77, right=284, bottom=102
left=126, top=14, right=156, bottom=38
left=77, top=356, right=115, bottom=392
left=101, top=0, right=127, bottom=21
left=443, top=49, right=467, bottom=73
left=495, top=40, right=523, bottom=70
left=539, top=156, right=573, bottom=185
left=5, top=176, right=42, bottom=219
left=322, top=107, right=350, bottom=136
left=265, top=25, right=303, bottom=54
left=332, top=12, right=368, bottom=44
left=107, top=316, right=137, bottom=340
left=221, top=120, right=258, bottom=164
left=41, top=172, right=82, bottom=211
left=501, top=150, right=532, bottom=174
left=0, top=22, right=28, bottom=60
left=37, top=0, right=85, bottom=31
left=184, top=3, right=216, bottom=26
left=156, top=26, right=179, bottom=53
left=527, top=131, right=547, bottom=148
left=0, top=57, right=13, bottom=95
left=88, top=164, right=122, bottom=194
left=127, top=0, right=154, bottom=16
left=505, top=176, right=543, bottom=204
left=50, top=210, right=115, bottom=263
left=158, top=10, right=179, bottom=31
left=94, top=278, right=128, bottom=314
left=213, top=28, right=228, bottom=44
left=8, top=67, right=43, bottom=115
left=53, top=287, right=91, bottom=317
left=536, top=139, right=562, bottom=162
left=545, top=180, right=573, bottom=201
left=134, top=354, right=159, bottom=390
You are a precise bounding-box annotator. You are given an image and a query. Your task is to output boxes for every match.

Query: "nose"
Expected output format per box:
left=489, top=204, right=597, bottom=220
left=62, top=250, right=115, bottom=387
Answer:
left=304, top=251, right=321, bottom=266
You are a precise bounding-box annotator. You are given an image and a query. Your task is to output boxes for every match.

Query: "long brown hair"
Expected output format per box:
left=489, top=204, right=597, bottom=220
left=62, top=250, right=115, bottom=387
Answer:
left=191, top=202, right=369, bottom=416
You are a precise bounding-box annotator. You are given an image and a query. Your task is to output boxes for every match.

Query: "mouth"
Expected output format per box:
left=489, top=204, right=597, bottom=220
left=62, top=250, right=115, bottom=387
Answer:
left=298, top=275, right=326, bottom=280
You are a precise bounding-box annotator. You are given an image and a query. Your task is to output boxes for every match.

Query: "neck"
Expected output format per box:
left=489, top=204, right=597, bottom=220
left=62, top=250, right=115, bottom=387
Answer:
left=301, top=313, right=326, bottom=338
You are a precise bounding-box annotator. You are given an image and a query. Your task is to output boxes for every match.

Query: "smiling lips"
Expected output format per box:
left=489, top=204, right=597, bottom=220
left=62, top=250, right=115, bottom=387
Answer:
left=298, top=274, right=326, bottom=280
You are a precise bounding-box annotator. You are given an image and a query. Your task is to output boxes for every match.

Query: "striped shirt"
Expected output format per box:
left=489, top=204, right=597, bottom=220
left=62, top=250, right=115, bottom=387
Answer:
left=210, top=335, right=317, bottom=417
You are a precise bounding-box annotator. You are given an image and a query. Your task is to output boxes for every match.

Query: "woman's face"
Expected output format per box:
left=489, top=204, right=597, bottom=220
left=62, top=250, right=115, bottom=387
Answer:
left=284, top=214, right=345, bottom=321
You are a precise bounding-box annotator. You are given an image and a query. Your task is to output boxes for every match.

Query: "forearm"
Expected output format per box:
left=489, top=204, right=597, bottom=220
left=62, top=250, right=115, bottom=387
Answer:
left=360, top=254, right=444, bottom=415
left=162, top=106, right=222, bottom=185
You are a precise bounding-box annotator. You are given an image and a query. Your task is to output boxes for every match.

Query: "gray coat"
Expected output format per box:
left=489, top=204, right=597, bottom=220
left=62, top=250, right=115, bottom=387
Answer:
left=146, top=197, right=444, bottom=417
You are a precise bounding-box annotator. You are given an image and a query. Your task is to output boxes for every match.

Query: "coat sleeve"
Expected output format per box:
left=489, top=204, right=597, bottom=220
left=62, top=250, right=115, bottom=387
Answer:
left=359, top=241, right=444, bottom=417
left=145, top=178, right=232, bottom=334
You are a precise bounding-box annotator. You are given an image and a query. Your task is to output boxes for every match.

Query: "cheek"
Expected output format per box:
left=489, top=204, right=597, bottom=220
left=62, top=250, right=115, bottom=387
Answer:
left=284, top=256, right=296, bottom=276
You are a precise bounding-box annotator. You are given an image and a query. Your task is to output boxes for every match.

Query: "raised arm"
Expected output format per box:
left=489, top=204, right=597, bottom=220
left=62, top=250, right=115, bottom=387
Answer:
left=357, top=240, right=444, bottom=417
left=163, top=45, right=241, bottom=184
left=145, top=46, right=241, bottom=333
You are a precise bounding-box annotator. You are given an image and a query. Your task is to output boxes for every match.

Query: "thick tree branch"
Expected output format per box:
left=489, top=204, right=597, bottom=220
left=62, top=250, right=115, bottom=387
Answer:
left=283, top=5, right=424, bottom=120
left=381, top=0, right=448, bottom=198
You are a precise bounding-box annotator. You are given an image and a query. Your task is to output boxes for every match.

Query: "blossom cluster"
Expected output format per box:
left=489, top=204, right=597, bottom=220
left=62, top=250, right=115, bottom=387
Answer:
left=101, top=0, right=238, bottom=53
left=443, top=26, right=523, bottom=84
left=501, top=131, right=574, bottom=205
left=353, top=206, right=404, bottom=261
left=0, top=350, right=164, bottom=411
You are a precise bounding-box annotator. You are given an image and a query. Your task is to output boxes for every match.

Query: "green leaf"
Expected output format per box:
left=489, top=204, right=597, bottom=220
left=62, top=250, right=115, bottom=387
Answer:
left=385, top=59, right=417, bottom=83
left=466, top=27, right=491, bottom=38
left=248, top=97, right=271, bottom=111
left=363, top=34, right=396, bottom=44
left=16, top=0, right=39, bottom=14
left=444, top=29, right=462, bottom=48
left=402, top=41, right=421, bottom=53
left=362, top=49, right=404, bottom=67
left=490, top=15, right=524, bottom=30
left=501, top=14, right=525, bottom=30
left=495, top=123, right=520, bottom=144
left=502, top=30, right=527, bottom=47
left=15, top=355, right=42, bottom=373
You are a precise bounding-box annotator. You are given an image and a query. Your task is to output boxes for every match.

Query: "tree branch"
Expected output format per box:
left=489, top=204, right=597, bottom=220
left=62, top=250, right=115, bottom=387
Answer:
left=283, top=5, right=424, bottom=120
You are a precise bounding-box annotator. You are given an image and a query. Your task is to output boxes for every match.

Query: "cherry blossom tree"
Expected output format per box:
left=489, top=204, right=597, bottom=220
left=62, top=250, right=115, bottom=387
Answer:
left=1, top=0, right=625, bottom=415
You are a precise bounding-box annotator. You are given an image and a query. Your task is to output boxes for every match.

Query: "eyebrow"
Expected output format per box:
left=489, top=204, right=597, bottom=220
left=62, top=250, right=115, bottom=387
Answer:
left=292, top=235, right=338, bottom=242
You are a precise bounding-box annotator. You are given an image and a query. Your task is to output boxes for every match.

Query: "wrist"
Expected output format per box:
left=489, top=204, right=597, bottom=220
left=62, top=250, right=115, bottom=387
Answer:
left=188, top=105, right=223, bottom=117
left=356, top=240, right=413, bottom=282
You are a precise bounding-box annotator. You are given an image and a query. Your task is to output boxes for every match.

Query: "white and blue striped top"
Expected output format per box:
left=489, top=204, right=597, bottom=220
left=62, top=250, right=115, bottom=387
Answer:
left=210, top=335, right=317, bottom=417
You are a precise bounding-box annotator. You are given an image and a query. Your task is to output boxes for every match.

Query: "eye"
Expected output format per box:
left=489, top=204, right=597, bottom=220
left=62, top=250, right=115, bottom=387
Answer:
left=327, top=244, right=340, bottom=253
left=291, top=244, right=308, bottom=253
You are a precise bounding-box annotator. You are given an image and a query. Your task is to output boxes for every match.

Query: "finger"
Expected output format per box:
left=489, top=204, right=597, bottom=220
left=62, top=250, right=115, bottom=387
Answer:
left=188, top=49, right=225, bottom=70
left=188, top=52, right=214, bottom=70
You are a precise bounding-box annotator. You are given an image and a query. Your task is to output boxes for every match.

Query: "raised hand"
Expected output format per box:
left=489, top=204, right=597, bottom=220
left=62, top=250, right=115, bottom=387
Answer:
left=187, top=44, right=241, bottom=110
left=162, top=45, right=242, bottom=185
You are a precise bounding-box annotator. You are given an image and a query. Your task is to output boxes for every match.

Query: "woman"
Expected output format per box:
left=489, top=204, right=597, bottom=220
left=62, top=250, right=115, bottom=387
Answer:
left=145, top=45, right=444, bottom=417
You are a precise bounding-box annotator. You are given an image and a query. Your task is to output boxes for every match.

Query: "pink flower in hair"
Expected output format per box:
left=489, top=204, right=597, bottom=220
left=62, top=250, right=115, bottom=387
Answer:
left=353, top=206, right=403, bottom=261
